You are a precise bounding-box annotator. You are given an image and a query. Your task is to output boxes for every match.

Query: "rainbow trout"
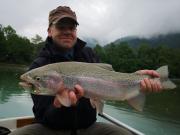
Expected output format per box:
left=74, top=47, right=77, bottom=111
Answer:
left=19, top=62, right=176, bottom=113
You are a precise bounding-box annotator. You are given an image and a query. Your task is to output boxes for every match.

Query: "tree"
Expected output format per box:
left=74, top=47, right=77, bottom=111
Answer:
left=0, top=24, right=7, bottom=61
left=5, top=34, right=34, bottom=63
left=93, top=44, right=106, bottom=62
left=137, top=43, right=155, bottom=69
left=3, top=25, right=16, bottom=40
left=31, top=34, right=43, bottom=44
left=0, top=24, right=36, bottom=64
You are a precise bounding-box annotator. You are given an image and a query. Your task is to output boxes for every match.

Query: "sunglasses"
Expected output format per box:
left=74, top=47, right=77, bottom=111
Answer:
left=55, top=24, right=77, bottom=31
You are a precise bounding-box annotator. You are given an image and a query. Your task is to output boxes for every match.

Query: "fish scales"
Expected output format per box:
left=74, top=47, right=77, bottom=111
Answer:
left=19, top=62, right=176, bottom=112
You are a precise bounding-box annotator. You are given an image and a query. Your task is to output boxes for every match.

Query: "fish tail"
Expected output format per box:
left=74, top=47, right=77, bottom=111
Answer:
left=127, top=65, right=176, bottom=111
left=156, top=65, right=176, bottom=89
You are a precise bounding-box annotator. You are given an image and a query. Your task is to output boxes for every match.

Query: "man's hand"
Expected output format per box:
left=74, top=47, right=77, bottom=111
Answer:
left=136, top=70, right=163, bottom=93
left=53, top=84, right=84, bottom=108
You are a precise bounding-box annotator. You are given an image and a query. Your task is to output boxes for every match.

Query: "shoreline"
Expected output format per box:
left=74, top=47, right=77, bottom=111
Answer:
left=0, top=62, right=28, bottom=71
left=0, top=62, right=28, bottom=68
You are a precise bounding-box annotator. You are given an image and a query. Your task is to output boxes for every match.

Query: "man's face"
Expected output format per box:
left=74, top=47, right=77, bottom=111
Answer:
left=48, top=19, right=77, bottom=49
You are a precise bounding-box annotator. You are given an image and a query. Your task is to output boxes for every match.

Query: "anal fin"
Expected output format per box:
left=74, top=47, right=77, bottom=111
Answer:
left=127, top=93, right=145, bottom=111
left=90, top=99, right=104, bottom=114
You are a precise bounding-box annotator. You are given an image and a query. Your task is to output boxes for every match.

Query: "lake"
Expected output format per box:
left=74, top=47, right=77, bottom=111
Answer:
left=0, top=64, right=180, bottom=135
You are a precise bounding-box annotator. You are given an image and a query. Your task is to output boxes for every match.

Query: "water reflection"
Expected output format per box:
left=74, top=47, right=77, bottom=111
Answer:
left=0, top=64, right=33, bottom=118
left=106, top=79, right=180, bottom=124
left=0, top=64, right=27, bottom=103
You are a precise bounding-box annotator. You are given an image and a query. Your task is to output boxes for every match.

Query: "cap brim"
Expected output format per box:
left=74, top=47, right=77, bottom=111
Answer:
left=54, top=15, right=79, bottom=25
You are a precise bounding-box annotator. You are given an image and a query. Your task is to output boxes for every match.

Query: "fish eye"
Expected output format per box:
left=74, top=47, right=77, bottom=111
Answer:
left=34, top=76, right=41, bottom=81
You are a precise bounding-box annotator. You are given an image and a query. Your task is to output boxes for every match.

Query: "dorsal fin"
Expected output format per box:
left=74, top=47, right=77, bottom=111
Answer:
left=93, top=63, right=114, bottom=71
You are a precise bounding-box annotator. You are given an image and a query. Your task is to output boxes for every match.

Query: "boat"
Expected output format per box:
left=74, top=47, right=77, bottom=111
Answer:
left=0, top=116, right=34, bottom=135
left=0, top=113, right=144, bottom=135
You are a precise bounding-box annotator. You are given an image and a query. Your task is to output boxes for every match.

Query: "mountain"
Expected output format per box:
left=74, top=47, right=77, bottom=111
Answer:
left=113, top=33, right=180, bottom=48
left=81, top=37, right=98, bottom=48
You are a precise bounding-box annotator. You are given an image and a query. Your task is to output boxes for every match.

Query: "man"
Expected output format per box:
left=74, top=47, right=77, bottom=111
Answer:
left=10, top=6, right=162, bottom=135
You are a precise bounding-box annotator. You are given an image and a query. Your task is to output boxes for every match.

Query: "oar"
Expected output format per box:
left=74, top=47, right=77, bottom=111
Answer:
left=98, top=113, right=144, bottom=135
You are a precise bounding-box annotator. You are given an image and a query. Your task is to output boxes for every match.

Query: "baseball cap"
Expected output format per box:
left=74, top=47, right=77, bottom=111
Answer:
left=49, top=6, right=79, bottom=26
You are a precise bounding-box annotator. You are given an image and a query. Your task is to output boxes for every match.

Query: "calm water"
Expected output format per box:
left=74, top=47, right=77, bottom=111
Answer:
left=0, top=64, right=180, bottom=135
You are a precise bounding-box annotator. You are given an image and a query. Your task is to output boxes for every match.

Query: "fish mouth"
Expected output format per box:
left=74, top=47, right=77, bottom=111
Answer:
left=19, top=75, right=34, bottom=89
left=19, top=82, right=33, bottom=89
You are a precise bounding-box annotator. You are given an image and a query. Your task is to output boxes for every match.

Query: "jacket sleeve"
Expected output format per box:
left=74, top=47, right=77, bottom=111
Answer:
left=29, top=57, right=82, bottom=129
left=28, top=57, right=49, bottom=70
left=31, top=94, right=79, bottom=129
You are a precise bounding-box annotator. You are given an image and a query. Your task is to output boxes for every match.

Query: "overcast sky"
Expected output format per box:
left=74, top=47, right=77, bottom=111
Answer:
left=1, top=0, right=180, bottom=44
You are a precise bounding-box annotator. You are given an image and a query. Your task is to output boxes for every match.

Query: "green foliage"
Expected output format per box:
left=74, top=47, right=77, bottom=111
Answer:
left=0, top=24, right=44, bottom=64
left=0, top=24, right=179, bottom=78
left=0, top=25, right=7, bottom=60
left=31, top=34, right=43, bottom=44
left=3, top=25, right=16, bottom=40
left=94, top=44, right=106, bottom=62
left=103, top=42, right=137, bottom=72
left=94, top=42, right=180, bottom=78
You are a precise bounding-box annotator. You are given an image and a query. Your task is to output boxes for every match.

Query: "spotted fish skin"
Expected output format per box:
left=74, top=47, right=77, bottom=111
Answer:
left=20, top=62, right=176, bottom=112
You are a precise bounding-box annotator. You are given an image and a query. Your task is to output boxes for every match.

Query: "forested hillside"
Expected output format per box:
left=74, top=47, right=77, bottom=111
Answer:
left=0, top=24, right=179, bottom=78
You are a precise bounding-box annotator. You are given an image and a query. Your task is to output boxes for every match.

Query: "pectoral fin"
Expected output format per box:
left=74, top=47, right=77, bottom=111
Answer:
left=56, top=91, right=71, bottom=107
left=127, top=93, right=145, bottom=111
left=90, top=99, right=104, bottom=114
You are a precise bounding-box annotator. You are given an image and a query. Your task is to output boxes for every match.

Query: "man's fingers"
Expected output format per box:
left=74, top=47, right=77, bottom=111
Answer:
left=69, top=91, right=77, bottom=105
left=141, top=78, right=163, bottom=93
left=146, top=70, right=159, bottom=77
left=156, top=81, right=163, bottom=92
left=151, top=79, right=159, bottom=92
left=140, top=80, right=146, bottom=92
left=138, top=69, right=163, bottom=93
left=54, top=84, right=84, bottom=107
left=141, top=78, right=152, bottom=92
left=56, top=81, right=65, bottom=94
left=74, top=84, right=84, bottom=99
left=53, top=96, right=62, bottom=108
left=137, top=70, right=160, bottom=78
left=144, top=78, right=152, bottom=92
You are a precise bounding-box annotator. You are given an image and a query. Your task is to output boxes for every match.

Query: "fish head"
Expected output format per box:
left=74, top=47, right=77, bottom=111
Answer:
left=20, top=67, right=64, bottom=95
